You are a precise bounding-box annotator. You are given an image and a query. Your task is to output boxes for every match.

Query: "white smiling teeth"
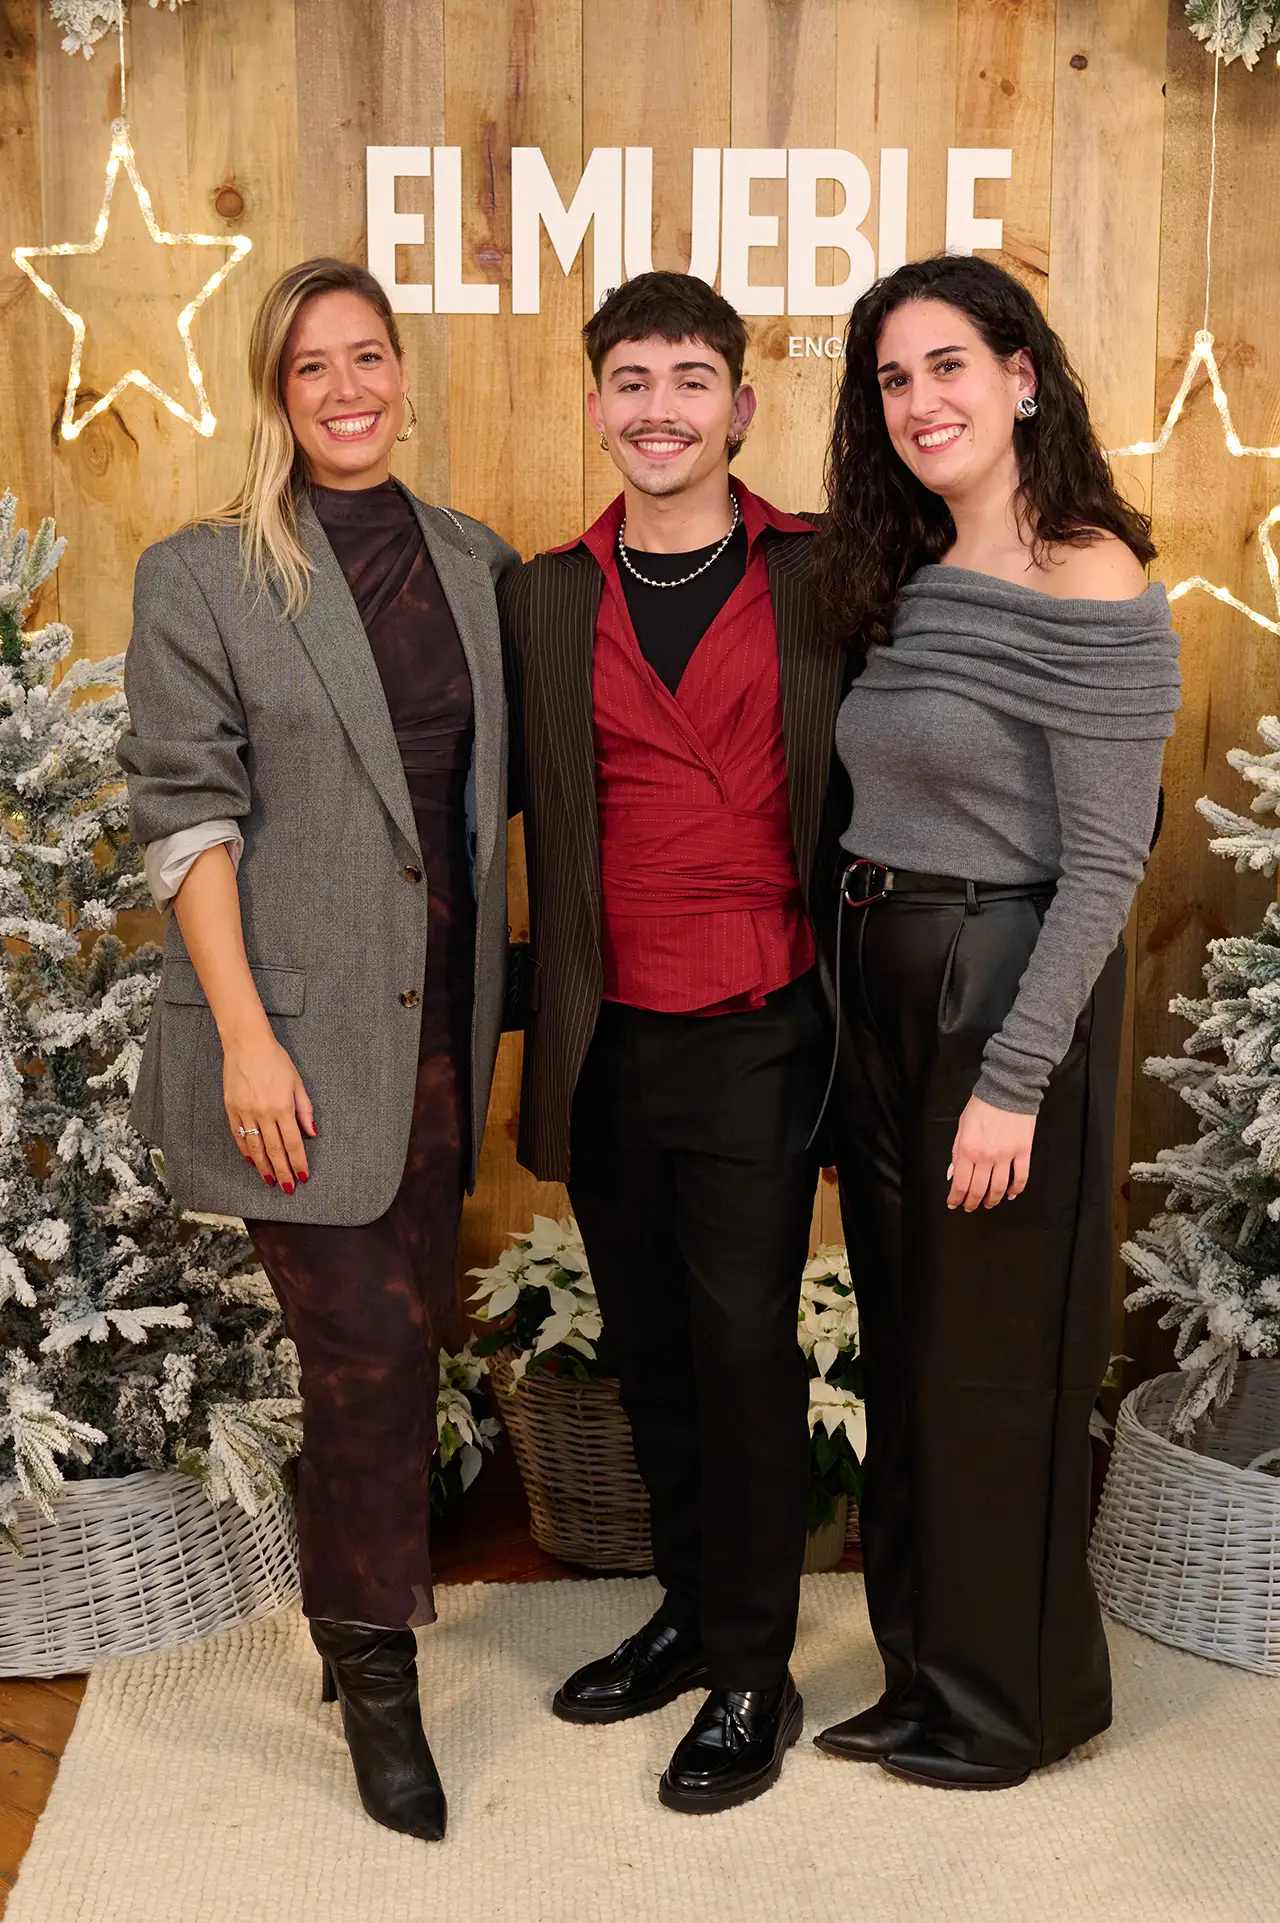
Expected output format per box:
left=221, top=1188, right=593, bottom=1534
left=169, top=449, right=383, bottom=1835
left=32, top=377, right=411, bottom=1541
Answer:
left=325, top=415, right=378, bottom=437
left=917, top=427, right=964, bottom=450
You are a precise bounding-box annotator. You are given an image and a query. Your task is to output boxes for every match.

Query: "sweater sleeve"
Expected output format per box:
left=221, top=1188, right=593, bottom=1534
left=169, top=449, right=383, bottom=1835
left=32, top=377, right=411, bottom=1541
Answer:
left=972, top=729, right=1165, bottom=1114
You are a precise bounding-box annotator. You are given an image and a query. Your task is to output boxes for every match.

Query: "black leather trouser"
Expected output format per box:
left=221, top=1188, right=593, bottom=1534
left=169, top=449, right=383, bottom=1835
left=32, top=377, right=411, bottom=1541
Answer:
left=826, top=881, right=1122, bottom=1770
left=568, top=976, right=826, bottom=1690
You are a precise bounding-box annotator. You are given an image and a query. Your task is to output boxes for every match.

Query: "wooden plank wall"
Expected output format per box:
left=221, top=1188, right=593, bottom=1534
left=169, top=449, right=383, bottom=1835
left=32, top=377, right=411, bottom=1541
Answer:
left=2, top=0, right=1277, bottom=1380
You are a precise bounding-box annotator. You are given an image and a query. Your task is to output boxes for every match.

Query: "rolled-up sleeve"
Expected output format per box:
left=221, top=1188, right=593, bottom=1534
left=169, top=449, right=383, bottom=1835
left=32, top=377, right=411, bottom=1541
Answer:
left=143, top=820, right=245, bottom=912
left=118, top=540, right=252, bottom=882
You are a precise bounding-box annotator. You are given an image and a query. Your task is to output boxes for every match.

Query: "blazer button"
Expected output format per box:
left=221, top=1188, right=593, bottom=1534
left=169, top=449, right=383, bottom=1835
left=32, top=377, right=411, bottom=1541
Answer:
left=403, top=865, right=422, bottom=883
left=400, top=988, right=420, bottom=1007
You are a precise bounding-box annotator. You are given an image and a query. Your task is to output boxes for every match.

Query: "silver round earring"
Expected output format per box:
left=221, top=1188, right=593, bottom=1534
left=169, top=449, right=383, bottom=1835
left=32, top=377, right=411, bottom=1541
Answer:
left=1016, top=395, right=1038, bottom=420
left=396, top=394, right=418, bottom=443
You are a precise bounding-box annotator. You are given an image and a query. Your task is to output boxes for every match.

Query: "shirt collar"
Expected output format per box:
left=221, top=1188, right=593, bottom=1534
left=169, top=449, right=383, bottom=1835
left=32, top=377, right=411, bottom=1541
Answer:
left=550, top=477, right=813, bottom=569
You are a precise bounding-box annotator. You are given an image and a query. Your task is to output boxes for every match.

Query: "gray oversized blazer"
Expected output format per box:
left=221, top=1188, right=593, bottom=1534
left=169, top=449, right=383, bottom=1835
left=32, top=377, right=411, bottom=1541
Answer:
left=119, top=485, right=520, bottom=1225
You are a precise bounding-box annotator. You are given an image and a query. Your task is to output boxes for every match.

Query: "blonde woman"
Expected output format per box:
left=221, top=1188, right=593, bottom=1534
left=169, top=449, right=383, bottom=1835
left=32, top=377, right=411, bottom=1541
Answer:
left=119, top=258, right=519, bottom=1841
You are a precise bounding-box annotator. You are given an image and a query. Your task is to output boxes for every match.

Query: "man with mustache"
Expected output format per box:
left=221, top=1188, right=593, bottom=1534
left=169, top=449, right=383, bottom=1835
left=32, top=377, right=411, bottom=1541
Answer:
left=500, top=271, right=847, bottom=1813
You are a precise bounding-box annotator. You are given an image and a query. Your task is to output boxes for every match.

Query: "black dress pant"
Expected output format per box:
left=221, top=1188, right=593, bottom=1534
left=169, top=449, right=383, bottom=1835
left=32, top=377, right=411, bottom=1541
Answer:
left=828, top=882, right=1122, bottom=1771
left=568, top=975, right=826, bottom=1690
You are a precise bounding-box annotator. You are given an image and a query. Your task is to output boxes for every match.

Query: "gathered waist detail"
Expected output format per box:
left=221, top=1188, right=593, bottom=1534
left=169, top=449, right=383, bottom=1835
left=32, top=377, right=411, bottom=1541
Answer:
left=599, top=802, right=804, bottom=919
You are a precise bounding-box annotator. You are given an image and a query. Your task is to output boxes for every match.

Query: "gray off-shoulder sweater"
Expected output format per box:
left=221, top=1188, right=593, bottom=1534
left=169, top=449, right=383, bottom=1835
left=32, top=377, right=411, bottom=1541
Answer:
left=836, top=565, right=1182, bottom=1113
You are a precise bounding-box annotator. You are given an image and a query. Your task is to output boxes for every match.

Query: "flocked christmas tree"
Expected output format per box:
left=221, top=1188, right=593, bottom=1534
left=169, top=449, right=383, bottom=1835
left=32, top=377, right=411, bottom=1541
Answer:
left=1122, top=715, right=1280, bottom=1435
left=1185, top=0, right=1280, bottom=68
left=0, top=491, right=301, bottom=1548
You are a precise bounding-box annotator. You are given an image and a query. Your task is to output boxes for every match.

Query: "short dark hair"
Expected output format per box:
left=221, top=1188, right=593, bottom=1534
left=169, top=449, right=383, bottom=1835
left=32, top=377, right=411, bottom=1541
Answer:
left=583, top=272, right=748, bottom=389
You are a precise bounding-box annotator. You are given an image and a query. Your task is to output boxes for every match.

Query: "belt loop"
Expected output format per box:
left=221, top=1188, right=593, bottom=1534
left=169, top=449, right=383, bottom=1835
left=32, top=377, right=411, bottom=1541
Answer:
left=965, top=879, right=981, bottom=915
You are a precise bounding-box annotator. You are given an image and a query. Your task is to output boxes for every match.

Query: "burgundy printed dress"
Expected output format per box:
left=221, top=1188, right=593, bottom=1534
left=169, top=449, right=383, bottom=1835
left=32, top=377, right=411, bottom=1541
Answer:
left=245, top=479, right=475, bottom=1630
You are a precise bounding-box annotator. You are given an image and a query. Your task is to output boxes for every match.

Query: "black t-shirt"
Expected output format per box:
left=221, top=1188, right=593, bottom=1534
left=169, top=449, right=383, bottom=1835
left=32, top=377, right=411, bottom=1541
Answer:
left=617, top=523, right=749, bottom=696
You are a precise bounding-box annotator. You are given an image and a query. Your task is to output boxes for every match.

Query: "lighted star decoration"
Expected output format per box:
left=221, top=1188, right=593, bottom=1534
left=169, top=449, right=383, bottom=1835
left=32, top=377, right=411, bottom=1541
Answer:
left=11, top=117, right=252, bottom=440
left=1105, top=330, right=1280, bottom=639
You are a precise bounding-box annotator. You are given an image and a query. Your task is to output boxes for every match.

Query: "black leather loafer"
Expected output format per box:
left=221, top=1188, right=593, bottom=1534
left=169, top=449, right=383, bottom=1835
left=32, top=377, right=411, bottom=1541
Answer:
left=814, top=1701, right=923, bottom=1761
left=658, top=1675, right=803, bottom=1814
left=553, top=1615, right=709, bottom=1725
left=880, top=1735, right=1029, bottom=1790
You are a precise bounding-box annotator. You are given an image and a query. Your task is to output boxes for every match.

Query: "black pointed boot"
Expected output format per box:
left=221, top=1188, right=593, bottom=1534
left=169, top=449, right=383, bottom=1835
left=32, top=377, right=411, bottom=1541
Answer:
left=310, top=1619, right=447, bottom=1841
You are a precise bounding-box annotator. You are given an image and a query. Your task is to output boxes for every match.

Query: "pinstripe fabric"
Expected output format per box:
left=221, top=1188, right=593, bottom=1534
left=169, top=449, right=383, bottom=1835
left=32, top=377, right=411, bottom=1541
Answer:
left=500, top=522, right=849, bottom=1183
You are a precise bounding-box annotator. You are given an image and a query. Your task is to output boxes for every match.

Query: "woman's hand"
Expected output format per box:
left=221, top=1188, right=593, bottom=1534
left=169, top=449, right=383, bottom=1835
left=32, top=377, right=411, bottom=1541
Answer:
left=223, top=1028, right=317, bottom=1193
left=947, top=1096, right=1036, bottom=1211
left=169, top=846, right=316, bottom=1197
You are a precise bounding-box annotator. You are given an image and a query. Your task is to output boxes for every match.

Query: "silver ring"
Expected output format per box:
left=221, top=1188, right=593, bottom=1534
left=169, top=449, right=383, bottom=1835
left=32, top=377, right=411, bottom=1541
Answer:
left=237, top=1126, right=261, bottom=1138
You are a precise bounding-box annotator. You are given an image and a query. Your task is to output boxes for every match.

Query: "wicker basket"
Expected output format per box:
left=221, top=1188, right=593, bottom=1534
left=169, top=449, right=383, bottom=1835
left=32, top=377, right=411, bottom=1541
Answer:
left=488, top=1351, right=653, bottom=1571
left=0, top=1467, right=300, bottom=1678
left=1089, top=1361, right=1280, bottom=1676
left=803, top=1496, right=849, bottom=1573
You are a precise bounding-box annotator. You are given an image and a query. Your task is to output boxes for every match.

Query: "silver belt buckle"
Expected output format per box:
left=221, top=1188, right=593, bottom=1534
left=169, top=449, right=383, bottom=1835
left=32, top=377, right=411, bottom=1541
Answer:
left=842, top=859, right=893, bottom=908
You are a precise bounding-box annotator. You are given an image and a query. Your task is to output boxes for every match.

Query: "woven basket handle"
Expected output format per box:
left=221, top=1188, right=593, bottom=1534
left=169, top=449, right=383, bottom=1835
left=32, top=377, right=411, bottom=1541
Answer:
left=1245, top=1446, right=1280, bottom=1475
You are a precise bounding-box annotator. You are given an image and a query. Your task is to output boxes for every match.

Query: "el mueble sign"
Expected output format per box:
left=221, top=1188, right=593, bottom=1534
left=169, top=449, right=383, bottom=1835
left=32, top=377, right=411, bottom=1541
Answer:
left=366, top=145, right=1013, bottom=317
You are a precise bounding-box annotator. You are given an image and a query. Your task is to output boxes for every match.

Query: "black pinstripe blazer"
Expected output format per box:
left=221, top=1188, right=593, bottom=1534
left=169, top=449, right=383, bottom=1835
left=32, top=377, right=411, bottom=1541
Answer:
left=499, top=521, right=851, bottom=1182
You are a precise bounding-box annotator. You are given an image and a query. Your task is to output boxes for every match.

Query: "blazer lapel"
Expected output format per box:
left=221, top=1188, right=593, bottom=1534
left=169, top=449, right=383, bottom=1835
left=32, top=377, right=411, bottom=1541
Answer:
left=291, top=497, right=420, bottom=854
left=767, top=530, right=845, bottom=900
left=406, top=490, right=504, bottom=885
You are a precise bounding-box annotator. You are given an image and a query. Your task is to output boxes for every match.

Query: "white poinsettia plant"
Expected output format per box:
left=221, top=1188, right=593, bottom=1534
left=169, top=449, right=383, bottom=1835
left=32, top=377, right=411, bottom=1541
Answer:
left=798, top=1245, right=865, bottom=1531
left=471, top=1218, right=865, bottom=1533
left=469, top=1216, right=604, bottom=1383
left=432, top=1340, right=500, bottom=1513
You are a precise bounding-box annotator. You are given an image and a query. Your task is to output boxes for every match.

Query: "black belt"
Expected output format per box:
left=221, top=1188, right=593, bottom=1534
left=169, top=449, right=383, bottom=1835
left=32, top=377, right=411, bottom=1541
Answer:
left=803, top=861, right=1055, bottom=1153
left=841, top=858, right=1056, bottom=910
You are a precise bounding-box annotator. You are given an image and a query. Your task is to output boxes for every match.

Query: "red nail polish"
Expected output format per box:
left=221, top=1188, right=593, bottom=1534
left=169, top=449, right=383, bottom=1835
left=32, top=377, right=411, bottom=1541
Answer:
left=299, top=1171, right=309, bottom=1183
left=282, top=1181, right=294, bottom=1195
left=264, top=1173, right=276, bottom=1186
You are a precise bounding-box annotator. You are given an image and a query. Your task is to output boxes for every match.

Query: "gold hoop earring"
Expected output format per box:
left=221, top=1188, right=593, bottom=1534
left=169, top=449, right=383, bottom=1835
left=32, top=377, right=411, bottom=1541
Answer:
left=396, top=394, right=418, bottom=443
left=727, top=432, right=746, bottom=453
left=599, top=433, right=609, bottom=452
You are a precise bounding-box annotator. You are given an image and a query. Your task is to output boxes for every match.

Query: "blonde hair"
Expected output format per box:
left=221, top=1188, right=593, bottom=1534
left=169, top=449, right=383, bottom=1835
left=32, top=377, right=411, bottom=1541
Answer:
left=208, top=258, right=405, bottom=617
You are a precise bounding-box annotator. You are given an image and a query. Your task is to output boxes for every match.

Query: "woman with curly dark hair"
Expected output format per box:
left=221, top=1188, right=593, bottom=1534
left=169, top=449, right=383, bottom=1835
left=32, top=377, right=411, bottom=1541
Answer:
left=811, top=256, right=1180, bottom=1789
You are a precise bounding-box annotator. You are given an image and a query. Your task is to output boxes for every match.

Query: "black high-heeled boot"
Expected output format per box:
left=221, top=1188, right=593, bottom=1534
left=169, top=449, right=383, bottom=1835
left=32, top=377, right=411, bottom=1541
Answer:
left=310, top=1619, right=447, bottom=1841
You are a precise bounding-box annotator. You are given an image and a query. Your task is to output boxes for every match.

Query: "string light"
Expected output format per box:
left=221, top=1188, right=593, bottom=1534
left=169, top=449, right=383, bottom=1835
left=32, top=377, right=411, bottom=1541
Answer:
left=11, top=117, right=251, bottom=440
left=1104, top=0, right=1279, bottom=636
left=1106, top=331, right=1280, bottom=636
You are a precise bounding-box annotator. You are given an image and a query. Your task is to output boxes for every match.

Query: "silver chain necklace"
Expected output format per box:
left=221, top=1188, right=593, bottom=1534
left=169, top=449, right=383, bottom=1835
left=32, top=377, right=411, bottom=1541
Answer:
left=617, top=494, right=741, bottom=589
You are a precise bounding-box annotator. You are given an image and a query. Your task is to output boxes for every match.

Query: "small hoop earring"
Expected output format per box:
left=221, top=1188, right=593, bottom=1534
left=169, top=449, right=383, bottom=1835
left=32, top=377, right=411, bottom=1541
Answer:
left=727, top=433, right=746, bottom=453
left=599, top=433, right=609, bottom=452
left=396, top=394, right=418, bottom=443
left=1015, top=395, right=1038, bottom=420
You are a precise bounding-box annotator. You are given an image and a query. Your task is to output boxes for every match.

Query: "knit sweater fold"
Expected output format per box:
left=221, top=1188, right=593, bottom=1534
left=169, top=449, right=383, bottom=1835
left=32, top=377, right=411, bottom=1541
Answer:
left=836, top=565, right=1182, bottom=1112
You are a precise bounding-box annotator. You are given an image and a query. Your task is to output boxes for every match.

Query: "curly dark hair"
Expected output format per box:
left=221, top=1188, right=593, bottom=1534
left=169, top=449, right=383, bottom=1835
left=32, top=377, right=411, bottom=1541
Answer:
left=813, top=254, right=1156, bottom=656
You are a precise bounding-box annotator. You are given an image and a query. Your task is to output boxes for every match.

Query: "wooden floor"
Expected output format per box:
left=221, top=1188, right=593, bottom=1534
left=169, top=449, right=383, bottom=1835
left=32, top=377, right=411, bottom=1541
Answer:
left=0, top=1671, right=85, bottom=1915
left=1, top=1483, right=859, bottom=1913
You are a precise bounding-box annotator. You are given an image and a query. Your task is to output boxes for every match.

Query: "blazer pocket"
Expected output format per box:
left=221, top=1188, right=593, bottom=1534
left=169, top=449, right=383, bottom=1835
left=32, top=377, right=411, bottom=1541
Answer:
left=161, top=960, right=306, bottom=1017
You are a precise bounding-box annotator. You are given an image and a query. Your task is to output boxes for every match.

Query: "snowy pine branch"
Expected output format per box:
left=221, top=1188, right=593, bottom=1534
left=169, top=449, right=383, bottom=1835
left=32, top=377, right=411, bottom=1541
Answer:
left=1124, top=717, right=1280, bottom=1435
left=0, top=492, right=300, bottom=1546
left=48, top=3, right=193, bottom=60
left=1186, top=0, right=1280, bottom=67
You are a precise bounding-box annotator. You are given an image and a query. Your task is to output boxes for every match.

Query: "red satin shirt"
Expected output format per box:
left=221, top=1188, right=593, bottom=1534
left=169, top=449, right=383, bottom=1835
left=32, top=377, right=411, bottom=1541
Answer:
left=555, top=480, right=815, bottom=1015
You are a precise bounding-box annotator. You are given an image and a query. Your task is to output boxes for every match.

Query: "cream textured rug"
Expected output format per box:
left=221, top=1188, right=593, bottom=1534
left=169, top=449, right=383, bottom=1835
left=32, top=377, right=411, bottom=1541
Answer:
left=11, top=1573, right=1278, bottom=1923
